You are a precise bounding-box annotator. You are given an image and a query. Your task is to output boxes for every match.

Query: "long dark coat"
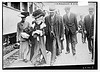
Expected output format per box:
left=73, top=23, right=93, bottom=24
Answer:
left=45, top=14, right=64, bottom=52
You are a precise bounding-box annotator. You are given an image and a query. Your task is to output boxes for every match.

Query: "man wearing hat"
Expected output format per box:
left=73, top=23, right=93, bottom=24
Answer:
left=30, top=9, right=47, bottom=65
left=45, top=7, right=64, bottom=65
left=17, top=11, right=31, bottom=62
left=78, top=15, right=86, bottom=43
left=84, top=7, right=94, bottom=61
left=63, top=6, right=78, bottom=56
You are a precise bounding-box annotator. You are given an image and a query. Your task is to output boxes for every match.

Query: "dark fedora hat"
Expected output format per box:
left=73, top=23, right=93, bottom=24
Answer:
left=18, top=11, right=29, bottom=17
left=32, top=9, right=45, bottom=19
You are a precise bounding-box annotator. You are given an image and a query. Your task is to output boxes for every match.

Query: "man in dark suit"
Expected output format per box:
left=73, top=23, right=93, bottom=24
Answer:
left=63, top=6, right=78, bottom=56
left=45, top=7, right=64, bottom=65
left=78, top=15, right=86, bottom=43
left=84, top=7, right=94, bottom=61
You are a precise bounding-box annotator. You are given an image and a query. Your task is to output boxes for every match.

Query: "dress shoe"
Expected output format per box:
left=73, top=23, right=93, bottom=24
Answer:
left=89, top=52, right=92, bottom=54
left=50, top=62, right=54, bottom=66
left=65, top=51, right=70, bottom=54
left=91, top=58, right=93, bottom=62
left=73, top=53, right=76, bottom=56
left=24, top=59, right=28, bottom=63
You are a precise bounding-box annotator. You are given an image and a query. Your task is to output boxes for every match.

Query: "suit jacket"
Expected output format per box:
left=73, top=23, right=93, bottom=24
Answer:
left=84, top=15, right=94, bottom=38
left=63, top=13, right=78, bottom=34
left=17, top=21, right=30, bottom=42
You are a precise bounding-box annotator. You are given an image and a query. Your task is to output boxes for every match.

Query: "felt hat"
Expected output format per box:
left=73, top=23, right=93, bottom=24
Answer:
left=49, top=7, right=56, bottom=12
left=32, top=9, right=45, bottom=19
left=18, top=11, right=29, bottom=17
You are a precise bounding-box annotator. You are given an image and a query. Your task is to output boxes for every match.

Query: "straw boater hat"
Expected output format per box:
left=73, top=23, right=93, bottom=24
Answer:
left=89, top=7, right=94, bottom=11
left=49, top=7, right=56, bottom=12
left=32, top=9, right=45, bottom=19
left=64, top=6, right=71, bottom=11
left=49, top=6, right=56, bottom=12
left=18, top=11, right=29, bottom=18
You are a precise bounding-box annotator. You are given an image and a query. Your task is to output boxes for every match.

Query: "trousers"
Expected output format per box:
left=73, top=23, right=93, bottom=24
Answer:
left=19, top=41, right=30, bottom=60
left=65, top=30, right=76, bottom=54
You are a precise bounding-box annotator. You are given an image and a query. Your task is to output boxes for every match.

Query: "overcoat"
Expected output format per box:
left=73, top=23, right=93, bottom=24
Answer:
left=31, top=21, right=47, bottom=64
left=84, top=15, right=94, bottom=38
left=45, top=14, right=64, bottom=52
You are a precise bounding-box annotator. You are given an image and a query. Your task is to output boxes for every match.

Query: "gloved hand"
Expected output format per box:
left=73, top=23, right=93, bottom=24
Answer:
left=33, top=35, right=37, bottom=38
left=16, top=43, right=20, bottom=46
left=32, top=30, right=40, bottom=36
left=61, top=37, right=64, bottom=41
left=76, top=31, right=78, bottom=34
left=17, top=41, right=20, bottom=43
left=91, top=36, right=94, bottom=39
left=84, top=31, right=87, bottom=34
left=50, top=31, right=55, bottom=37
left=40, top=23, right=46, bottom=29
left=36, top=30, right=43, bottom=36
left=32, top=30, right=43, bottom=36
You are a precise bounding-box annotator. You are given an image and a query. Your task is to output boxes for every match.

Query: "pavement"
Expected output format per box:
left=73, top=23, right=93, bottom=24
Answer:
left=7, top=33, right=94, bottom=68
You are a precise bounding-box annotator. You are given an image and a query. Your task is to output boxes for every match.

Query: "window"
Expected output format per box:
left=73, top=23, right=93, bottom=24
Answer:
left=2, top=2, right=7, bottom=6
left=29, top=2, right=33, bottom=14
left=11, top=2, right=20, bottom=10
left=22, top=2, right=28, bottom=11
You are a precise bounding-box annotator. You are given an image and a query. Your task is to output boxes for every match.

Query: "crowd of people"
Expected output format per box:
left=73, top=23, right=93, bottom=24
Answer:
left=17, top=6, right=94, bottom=66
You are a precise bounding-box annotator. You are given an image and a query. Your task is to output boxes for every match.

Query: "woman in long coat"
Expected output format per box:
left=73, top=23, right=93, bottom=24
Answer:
left=30, top=9, right=47, bottom=65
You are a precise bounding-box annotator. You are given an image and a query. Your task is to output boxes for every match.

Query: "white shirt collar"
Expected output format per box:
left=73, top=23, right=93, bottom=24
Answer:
left=89, top=14, right=93, bottom=19
left=68, top=12, right=70, bottom=16
left=51, top=14, right=55, bottom=19
left=67, top=12, right=70, bottom=18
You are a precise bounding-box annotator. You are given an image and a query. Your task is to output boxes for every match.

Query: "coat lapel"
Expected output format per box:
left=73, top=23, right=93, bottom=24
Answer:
left=65, top=14, right=69, bottom=22
left=48, top=15, right=51, bottom=25
left=48, top=15, right=57, bottom=26
left=69, top=13, right=71, bottom=22
left=69, top=13, right=73, bottom=23
left=53, top=15, right=57, bottom=25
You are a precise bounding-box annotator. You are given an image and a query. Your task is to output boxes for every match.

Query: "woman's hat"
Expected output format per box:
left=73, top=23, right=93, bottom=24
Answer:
left=32, top=9, right=45, bottom=19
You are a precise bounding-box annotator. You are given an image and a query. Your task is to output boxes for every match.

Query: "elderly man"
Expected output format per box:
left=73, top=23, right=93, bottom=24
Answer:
left=17, top=12, right=30, bottom=62
left=63, top=6, right=78, bottom=56
left=45, top=7, right=63, bottom=65
left=84, top=7, right=94, bottom=61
